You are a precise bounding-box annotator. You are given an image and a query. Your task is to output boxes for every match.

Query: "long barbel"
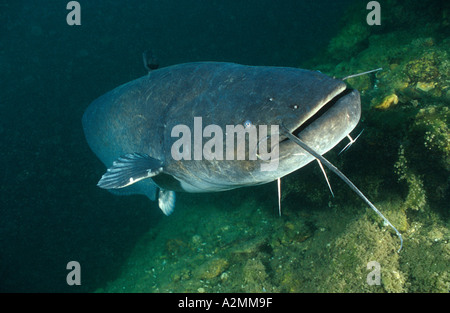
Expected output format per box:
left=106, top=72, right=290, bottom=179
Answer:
left=280, top=125, right=403, bottom=253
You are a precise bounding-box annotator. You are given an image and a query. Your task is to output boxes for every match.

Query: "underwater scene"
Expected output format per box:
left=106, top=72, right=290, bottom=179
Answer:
left=1, top=0, right=448, bottom=293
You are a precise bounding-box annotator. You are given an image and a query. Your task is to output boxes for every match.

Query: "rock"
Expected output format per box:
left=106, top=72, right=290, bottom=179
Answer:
left=416, top=81, right=436, bottom=92
left=374, top=94, right=398, bottom=110
left=195, top=258, right=229, bottom=280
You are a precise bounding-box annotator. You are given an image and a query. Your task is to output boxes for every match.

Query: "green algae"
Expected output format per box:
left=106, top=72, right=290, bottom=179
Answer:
left=95, top=183, right=447, bottom=292
left=304, top=0, right=449, bottom=220
left=394, top=145, right=427, bottom=212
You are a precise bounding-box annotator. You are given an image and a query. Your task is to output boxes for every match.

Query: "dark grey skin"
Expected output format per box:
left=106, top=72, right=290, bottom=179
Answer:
left=82, top=62, right=360, bottom=214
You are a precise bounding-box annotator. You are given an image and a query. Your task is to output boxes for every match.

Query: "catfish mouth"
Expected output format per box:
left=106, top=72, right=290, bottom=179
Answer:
left=281, top=86, right=357, bottom=141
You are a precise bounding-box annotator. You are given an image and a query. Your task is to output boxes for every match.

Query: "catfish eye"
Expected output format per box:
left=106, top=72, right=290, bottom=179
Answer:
left=243, top=120, right=252, bottom=128
left=291, top=104, right=299, bottom=110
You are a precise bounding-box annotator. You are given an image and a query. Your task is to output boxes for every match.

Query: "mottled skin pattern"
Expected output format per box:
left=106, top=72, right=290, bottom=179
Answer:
left=82, top=62, right=360, bottom=199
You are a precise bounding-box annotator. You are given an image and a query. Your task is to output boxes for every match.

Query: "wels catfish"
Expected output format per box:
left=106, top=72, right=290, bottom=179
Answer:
left=82, top=62, right=402, bottom=252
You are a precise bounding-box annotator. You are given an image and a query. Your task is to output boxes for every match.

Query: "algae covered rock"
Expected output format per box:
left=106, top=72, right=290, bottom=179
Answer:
left=374, top=94, right=399, bottom=110
left=328, top=21, right=370, bottom=60
left=243, top=258, right=269, bottom=292
left=297, top=0, right=450, bottom=293
left=394, top=145, right=427, bottom=212
left=194, top=258, right=229, bottom=280
left=405, top=51, right=440, bottom=84
left=413, top=105, right=450, bottom=170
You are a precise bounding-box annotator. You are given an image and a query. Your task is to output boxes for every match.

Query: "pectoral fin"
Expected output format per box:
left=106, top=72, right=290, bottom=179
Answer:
left=158, top=189, right=176, bottom=216
left=97, top=153, right=163, bottom=189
